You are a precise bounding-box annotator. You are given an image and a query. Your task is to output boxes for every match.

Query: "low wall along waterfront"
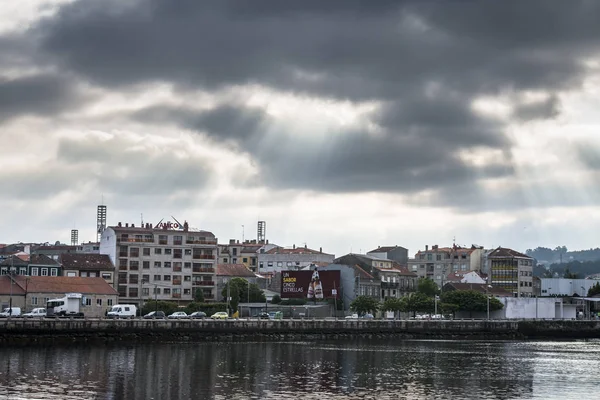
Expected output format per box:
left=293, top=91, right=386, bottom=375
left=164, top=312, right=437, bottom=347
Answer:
left=2, top=319, right=600, bottom=344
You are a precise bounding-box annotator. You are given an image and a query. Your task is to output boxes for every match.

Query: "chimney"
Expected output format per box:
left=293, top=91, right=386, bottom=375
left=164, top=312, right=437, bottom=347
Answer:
left=293, top=244, right=296, bottom=249
left=230, top=239, right=235, bottom=245
left=320, top=247, right=322, bottom=253
left=132, top=223, right=135, bottom=228
left=125, top=223, right=129, bottom=228
left=304, top=244, right=307, bottom=249
left=425, top=245, right=428, bottom=251
left=118, top=222, right=122, bottom=227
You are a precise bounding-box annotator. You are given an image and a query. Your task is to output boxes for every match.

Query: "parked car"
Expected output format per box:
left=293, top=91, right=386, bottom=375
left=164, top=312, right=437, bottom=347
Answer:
left=0, top=307, right=21, bottom=318
left=211, top=312, right=229, bottom=320
left=168, top=311, right=188, bottom=319
left=107, top=304, right=137, bottom=319
left=143, top=311, right=166, bottom=319
left=345, top=313, right=359, bottom=319
left=189, top=311, right=206, bottom=319
left=22, top=308, right=47, bottom=318
left=258, top=312, right=270, bottom=319
left=362, top=313, right=374, bottom=319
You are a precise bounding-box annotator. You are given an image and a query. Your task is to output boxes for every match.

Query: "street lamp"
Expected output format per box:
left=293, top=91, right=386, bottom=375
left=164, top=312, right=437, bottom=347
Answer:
left=434, top=295, right=439, bottom=317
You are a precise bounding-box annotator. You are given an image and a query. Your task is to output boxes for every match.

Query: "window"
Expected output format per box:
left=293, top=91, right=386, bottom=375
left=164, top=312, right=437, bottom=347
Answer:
left=277, top=262, right=282, bottom=267
left=154, top=261, right=161, bottom=268
left=165, top=248, right=172, bottom=255
left=287, top=262, right=292, bottom=266
left=96, top=298, right=102, bottom=306
left=233, top=248, right=238, bottom=256
left=243, top=258, right=249, bottom=263
left=164, top=262, right=171, bottom=268
left=51, top=268, right=58, bottom=276
left=83, top=298, right=92, bottom=306
left=130, top=274, right=138, bottom=284
left=163, top=288, right=171, bottom=295
left=164, top=275, right=171, bottom=281
left=81, top=271, right=88, bottom=277
left=89, top=272, right=97, bottom=278
left=143, top=261, right=150, bottom=269
left=174, top=249, right=182, bottom=259
left=154, top=275, right=161, bottom=281
left=419, top=254, right=425, bottom=260
left=143, top=248, right=151, bottom=256
left=267, top=262, right=273, bottom=267
left=129, top=288, right=138, bottom=298
left=102, top=273, right=112, bottom=280
left=185, top=249, right=192, bottom=256
left=107, top=299, right=113, bottom=306
left=41, top=268, right=48, bottom=276
left=184, top=276, right=191, bottom=282
left=130, top=261, right=139, bottom=270
left=142, top=288, right=150, bottom=296
left=173, top=262, right=182, bottom=271
left=154, top=248, right=162, bottom=255
left=32, top=297, right=38, bottom=305
left=153, top=288, right=161, bottom=295
left=427, top=254, right=432, bottom=261
left=66, top=272, right=77, bottom=277
left=159, top=235, right=168, bottom=245
left=142, top=274, right=150, bottom=283
left=184, top=289, right=191, bottom=295
left=436, top=254, right=442, bottom=261
left=174, top=235, right=183, bottom=245
left=19, top=267, right=27, bottom=275
left=233, top=258, right=237, bottom=264
left=184, top=262, right=191, bottom=269
left=130, top=247, right=139, bottom=257
left=223, top=258, right=228, bottom=263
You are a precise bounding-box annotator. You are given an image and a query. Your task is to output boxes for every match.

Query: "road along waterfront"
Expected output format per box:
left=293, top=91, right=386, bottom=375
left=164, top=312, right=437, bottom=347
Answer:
left=2, top=318, right=600, bottom=344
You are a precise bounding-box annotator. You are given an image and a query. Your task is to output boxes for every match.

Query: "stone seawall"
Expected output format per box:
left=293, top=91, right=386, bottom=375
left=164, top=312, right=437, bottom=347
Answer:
left=0, top=319, right=598, bottom=345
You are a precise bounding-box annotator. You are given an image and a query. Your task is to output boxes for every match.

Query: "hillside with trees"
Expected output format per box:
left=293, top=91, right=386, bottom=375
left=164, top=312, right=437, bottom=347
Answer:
left=526, top=246, right=600, bottom=264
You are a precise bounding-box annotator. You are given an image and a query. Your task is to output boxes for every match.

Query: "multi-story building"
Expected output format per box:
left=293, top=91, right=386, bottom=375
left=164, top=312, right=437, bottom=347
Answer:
left=257, top=244, right=334, bottom=275
left=100, top=220, right=218, bottom=306
left=0, top=254, right=61, bottom=277
left=333, top=253, right=418, bottom=300
left=408, top=244, right=485, bottom=288
left=487, top=247, right=534, bottom=297
left=367, top=246, right=409, bottom=265
left=218, top=239, right=275, bottom=273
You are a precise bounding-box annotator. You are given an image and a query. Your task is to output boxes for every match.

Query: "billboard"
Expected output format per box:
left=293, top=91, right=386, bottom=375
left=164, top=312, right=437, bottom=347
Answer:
left=281, top=269, right=341, bottom=299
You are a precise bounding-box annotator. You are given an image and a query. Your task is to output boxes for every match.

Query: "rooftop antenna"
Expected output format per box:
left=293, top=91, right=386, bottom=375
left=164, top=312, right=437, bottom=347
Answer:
left=242, top=225, right=245, bottom=242
left=141, top=213, right=144, bottom=227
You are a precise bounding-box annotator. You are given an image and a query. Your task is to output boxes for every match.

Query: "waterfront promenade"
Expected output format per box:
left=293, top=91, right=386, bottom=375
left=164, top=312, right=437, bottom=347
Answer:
left=1, top=318, right=600, bottom=344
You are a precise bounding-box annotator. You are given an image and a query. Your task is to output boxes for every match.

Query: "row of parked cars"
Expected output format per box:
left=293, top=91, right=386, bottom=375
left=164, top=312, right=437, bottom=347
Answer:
left=143, top=311, right=229, bottom=320
left=0, top=307, right=47, bottom=318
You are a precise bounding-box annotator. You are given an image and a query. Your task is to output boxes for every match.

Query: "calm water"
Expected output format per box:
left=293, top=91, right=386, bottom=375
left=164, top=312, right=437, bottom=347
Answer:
left=0, top=339, right=598, bottom=399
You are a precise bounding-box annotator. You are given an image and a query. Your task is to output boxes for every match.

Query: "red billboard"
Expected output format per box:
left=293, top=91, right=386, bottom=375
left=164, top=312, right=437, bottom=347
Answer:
left=281, top=269, right=341, bottom=299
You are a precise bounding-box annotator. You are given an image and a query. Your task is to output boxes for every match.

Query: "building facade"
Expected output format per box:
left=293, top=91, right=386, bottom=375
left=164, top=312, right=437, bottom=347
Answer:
left=367, top=246, right=409, bottom=265
left=408, top=244, right=485, bottom=288
left=487, top=247, right=534, bottom=297
left=100, top=220, right=218, bottom=306
left=218, top=239, right=274, bottom=273
left=60, top=254, right=115, bottom=286
left=257, top=245, right=335, bottom=275
left=0, top=255, right=61, bottom=277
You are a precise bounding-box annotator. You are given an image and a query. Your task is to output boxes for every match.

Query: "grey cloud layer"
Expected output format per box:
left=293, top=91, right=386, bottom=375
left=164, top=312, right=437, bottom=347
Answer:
left=3, top=0, right=600, bottom=208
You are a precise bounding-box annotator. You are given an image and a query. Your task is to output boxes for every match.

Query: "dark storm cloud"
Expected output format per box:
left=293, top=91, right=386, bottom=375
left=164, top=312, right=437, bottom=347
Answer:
left=0, top=74, right=81, bottom=122
left=24, top=0, right=600, bottom=200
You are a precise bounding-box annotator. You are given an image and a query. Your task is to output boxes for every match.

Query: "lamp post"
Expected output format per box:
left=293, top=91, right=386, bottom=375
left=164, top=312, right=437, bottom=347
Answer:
left=434, top=295, right=439, bottom=317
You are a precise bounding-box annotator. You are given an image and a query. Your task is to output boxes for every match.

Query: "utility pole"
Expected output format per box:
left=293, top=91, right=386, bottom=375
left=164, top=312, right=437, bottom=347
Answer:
left=226, top=280, right=230, bottom=316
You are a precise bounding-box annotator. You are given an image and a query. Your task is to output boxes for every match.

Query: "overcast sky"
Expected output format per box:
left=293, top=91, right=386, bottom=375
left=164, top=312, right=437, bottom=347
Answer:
left=1, top=0, right=600, bottom=256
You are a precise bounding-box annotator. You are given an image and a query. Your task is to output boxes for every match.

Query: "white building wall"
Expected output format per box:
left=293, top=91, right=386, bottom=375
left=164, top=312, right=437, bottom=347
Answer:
left=540, top=278, right=599, bottom=297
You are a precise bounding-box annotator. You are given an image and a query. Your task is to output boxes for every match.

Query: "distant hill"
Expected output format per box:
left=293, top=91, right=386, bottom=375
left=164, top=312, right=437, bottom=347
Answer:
left=533, top=260, right=600, bottom=279
left=526, top=246, right=600, bottom=264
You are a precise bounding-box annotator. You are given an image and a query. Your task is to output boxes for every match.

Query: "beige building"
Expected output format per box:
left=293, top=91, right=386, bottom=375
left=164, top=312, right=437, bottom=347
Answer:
left=408, top=244, right=485, bottom=288
left=0, top=275, right=118, bottom=318
left=487, top=247, right=534, bottom=297
left=60, top=254, right=115, bottom=286
left=218, top=239, right=272, bottom=273
left=100, top=219, right=218, bottom=306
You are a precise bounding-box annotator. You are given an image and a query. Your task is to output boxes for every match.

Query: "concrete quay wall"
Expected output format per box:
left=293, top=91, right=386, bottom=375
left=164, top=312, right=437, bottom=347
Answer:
left=0, top=319, right=598, bottom=345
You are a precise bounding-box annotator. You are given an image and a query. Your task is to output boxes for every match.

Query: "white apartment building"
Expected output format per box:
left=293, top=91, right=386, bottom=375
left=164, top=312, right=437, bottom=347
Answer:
left=100, top=220, right=218, bottom=305
left=257, top=244, right=335, bottom=275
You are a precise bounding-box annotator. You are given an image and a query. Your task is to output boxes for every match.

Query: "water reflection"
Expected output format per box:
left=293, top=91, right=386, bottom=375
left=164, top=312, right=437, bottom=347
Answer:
left=0, top=339, right=599, bottom=399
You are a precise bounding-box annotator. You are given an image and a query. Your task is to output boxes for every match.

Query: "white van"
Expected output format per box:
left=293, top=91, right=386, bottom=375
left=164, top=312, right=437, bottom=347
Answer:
left=107, top=304, right=137, bottom=319
left=0, top=307, right=21, bottom=317
left=23, top=308, right=47, bottom=318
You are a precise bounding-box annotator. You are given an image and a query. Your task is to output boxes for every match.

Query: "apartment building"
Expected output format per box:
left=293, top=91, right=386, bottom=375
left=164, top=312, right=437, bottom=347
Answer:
left=487, top=247, right=534, bottom=297
left=100, top=220, right=218, bottom=306
left=257, top=244, right=334, bottom=274
left=218, top=239, right=275, bottom=273
left=0, top=254, right=61, bottom=277
left=408, top=244, right=485, bottom=288
left=367, top=245, right=409, bottom=265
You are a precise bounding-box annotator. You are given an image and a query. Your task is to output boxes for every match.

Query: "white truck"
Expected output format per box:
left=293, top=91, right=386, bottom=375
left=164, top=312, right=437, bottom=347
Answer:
left=106, top=304, right=137, bottom=319
left=46, top=293, right=84, bottom=318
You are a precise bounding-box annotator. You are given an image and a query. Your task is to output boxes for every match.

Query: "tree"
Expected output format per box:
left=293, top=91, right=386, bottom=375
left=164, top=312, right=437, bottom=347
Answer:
left=222, top=278, right=266, bottom=308
left=441, top=290, right=503, bottom=317
left=417, top=278, right=439, bottom=297
left=399, top=292, right=434, bottom=316
left=194, top=288, right=205, bottom=303
left=271, top=294, right=282, bottom=304
left=381, top=297, right=403, bottom=318
left=588, top=282, right=600, bottom=297
left=350, top=296, right=379, bottom=315
left=563, top=268, right=578, bottom=279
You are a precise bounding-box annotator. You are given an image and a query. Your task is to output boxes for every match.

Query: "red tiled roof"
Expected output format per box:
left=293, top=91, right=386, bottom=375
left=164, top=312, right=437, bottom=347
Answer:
left=60, top=254, right=114, bottom=271
left=0, top=276, right=26, bottom=295
left=353, top=264, right=374, bottom=280
left=6, top=276, right=118, bottom=295
left=392, top=263, right=418, bottom=277
left=267, top=246, right=329, bottom=255
left=216, top=264, right=255, bottom=277
left=443, top=282, right=510, bottom=297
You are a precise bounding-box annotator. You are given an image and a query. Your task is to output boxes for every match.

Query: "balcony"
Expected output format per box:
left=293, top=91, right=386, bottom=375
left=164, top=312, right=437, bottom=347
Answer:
left=173, top=279, right=182, bottom=285
left=187, top=239, right=218, bottom=245
left=172, top=293, right=181, bottom=299
left=117, top=237, right=154, bottom=243
left=193, top=281, right=214, bottom=287
left=173, top=266, right=182, bottom=272
left=193, top=267, right=215, bottom=273
left=192, top=254, right=215, bottom=260
left=381, top=281, right=400, bottom=289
